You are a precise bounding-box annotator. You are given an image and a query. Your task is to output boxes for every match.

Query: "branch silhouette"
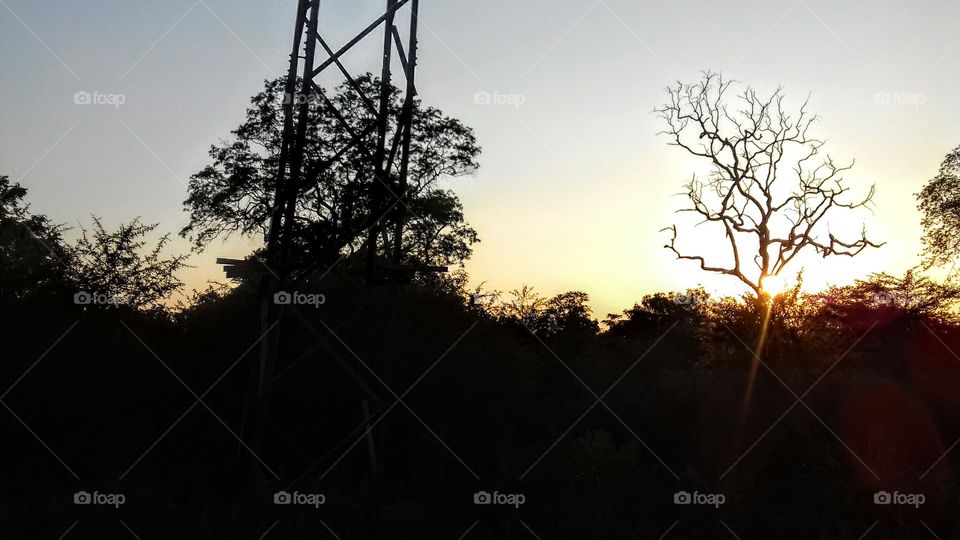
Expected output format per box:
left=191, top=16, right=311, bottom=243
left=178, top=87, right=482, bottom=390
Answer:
left=657, top=72, right=883, bottom=297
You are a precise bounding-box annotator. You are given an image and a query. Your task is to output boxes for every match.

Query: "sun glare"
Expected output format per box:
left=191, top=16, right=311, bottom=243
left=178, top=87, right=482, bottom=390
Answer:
left=760, top=275, right=787, bottom=296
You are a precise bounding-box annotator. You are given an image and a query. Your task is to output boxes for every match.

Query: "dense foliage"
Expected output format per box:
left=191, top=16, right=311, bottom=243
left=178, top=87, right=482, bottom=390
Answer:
left=5, top=181, right=960, bottom=536
left=918, top=145, right=960, bottom=271
left=181, top=75, right=481, bottom=271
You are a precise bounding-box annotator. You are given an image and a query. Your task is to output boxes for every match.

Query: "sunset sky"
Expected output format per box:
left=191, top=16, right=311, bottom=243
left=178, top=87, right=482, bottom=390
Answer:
left=2, top=0, right=959, bottom=317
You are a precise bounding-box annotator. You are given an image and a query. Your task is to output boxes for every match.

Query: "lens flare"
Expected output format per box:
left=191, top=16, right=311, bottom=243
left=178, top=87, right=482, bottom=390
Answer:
left=761, top=275, right=787, bottom=296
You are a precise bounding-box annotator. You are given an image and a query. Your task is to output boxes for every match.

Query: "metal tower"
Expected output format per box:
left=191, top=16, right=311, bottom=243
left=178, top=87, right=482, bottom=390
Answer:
left=266, top=0, right=421, bottom=281
left=226, top=0, right=429, bottom=481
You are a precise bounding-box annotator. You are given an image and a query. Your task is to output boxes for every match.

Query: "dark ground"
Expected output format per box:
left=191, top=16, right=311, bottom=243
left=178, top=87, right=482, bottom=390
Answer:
left=3, top=274, right=960, bottom=539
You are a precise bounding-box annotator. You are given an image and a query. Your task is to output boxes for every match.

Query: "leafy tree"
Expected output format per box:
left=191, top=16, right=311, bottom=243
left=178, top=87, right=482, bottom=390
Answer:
left=403, top=190, right=478, bottom=267
left=917, top=144, right=960, bottom=271
left=811, top=271, right=960, bottom=324
left=488, top=286, right=599, bottom=338
left=1, top=176, right=186, bottom=310
left=603, top=288, right=708, bottom=339
left=0, top=175, right=73, bottom=302
left=488, top=285, right=545, bottom=329
left=541, top=291, right=600, bottom=337
left=72, top=217, right=188, bottom=310
left=181, top=74, right=481, bottom=270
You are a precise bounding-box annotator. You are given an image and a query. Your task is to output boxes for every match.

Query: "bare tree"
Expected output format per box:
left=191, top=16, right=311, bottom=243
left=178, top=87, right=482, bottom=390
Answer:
left=657, top=72, right=882, bottom=299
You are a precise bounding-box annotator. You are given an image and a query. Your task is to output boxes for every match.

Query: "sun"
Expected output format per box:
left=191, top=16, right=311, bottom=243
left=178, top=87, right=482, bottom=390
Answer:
left=760, top=274, right=788, bottom=297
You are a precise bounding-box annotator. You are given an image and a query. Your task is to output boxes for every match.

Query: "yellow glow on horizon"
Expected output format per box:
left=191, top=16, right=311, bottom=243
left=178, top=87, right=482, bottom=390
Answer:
left=174, top=121, right=928, bottom=319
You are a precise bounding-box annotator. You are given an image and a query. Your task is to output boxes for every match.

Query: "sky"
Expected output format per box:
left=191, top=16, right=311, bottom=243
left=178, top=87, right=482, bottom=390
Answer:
left=1, top=0, right=959, bottom=318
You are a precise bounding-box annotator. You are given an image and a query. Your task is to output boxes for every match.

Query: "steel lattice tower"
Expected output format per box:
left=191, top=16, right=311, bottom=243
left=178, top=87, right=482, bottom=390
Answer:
left=266, top=0, right=421, bottom=280
left=225, top=0, right=427, bottom=483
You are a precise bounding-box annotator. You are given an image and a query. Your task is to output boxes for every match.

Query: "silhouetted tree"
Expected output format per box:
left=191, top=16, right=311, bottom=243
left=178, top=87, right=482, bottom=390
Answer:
left=604, top=288, right=708, bottom=339
left=403, top=190, right=478, bottom=267
left=1, top=175, right=186, bottom=310
left=542, top=291, right=600, bottom=337
left=181, top=75, right=481, bottom=270
left=0, top=175, right=72, bottom=302
left=484, top=285, right=544, bottom=330
left=917, top=144, right=960, bottom=271
left=488, top=286, right=599, bottom=338
left=811, top=271, right=960, bottom=324
left=72, top=217, right=188, bottom=310
left=657, top=72, right=882, bottom=299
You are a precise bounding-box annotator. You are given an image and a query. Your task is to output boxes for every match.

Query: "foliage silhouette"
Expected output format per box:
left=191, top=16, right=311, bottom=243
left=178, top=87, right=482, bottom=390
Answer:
left=0, top=177, right=186, bottom=311
left=181, top=74, right=481, bottom=271
left=4, top=84, right=960, bottom=540
left=72, top=217, right=188, bottom=310
left=917, top=144, right=960, bottom=272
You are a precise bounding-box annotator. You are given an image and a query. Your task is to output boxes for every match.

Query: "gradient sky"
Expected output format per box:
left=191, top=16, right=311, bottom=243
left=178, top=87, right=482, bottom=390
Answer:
left=2, top=0, right=959, bottom=317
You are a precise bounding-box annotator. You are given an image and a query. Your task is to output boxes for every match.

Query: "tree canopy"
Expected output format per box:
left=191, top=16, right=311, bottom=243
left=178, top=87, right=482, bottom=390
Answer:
left=0, top=175, right=186, bottom=310
left=181, top=74, right=481, bottom=271
left=917, top=144, right=960, bottom=271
